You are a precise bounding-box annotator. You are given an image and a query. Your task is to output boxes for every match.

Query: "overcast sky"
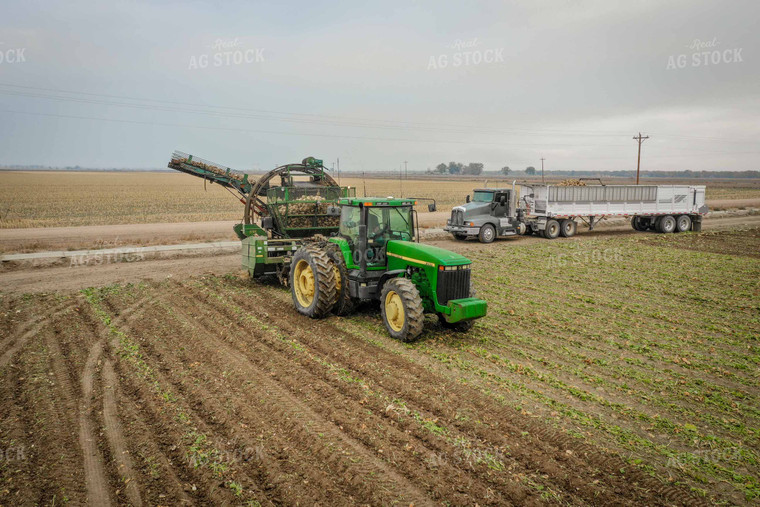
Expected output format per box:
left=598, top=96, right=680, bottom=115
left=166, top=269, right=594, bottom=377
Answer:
left=0, top=0, right=757, bottom=172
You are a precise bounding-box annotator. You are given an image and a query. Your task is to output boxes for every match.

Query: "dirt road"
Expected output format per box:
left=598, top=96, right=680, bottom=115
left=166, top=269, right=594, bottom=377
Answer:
left=2, top=213, right=758, bottom=295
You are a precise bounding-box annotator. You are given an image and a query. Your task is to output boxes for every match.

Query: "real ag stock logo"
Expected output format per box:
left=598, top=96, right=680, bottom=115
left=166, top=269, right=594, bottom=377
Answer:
left=427, top=38, right=504, bottom=70
left=188, top=37, right=265, bottom=70
left=666, top=37, right=743, bottom=70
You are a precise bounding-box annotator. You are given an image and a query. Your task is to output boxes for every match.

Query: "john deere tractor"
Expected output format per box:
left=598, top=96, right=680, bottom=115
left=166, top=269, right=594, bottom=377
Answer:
left=167, top=151, right=487, bottom=341
left=289, top=197, right=487, bottom=341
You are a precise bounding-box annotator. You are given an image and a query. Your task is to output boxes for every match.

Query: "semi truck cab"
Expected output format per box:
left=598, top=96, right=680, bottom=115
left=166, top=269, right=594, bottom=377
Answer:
left=443, top=188, right=525, bottom=243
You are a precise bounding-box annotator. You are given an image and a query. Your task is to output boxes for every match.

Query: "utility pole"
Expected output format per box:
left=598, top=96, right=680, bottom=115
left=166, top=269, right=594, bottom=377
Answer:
left=633, top=133, right=649, bottom=184
left=540, top=157, right=545, bottom=183
left=404, top=160, right=408, bottom=181
left=337, top=157, right=340, bottom=185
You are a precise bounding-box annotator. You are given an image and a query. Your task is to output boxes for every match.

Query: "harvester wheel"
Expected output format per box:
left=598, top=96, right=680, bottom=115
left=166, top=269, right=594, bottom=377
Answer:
left=380, top=277, right=424, bottom=342
left=289, top=246, right=337, bottom=318
left=326, top=244, right=355, bottom=316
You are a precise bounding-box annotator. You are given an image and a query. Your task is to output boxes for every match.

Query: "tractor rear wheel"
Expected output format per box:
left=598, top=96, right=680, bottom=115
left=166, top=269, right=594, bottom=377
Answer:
left=290, top=246, right=337, bottom=318
left=326, top=244, right=355, bottom=316
left=380, top=278, right=424, bottom=342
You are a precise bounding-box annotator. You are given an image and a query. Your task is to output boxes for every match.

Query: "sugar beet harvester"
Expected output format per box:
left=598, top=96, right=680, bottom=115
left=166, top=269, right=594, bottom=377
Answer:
left=168, top=152, right=487, bottom=341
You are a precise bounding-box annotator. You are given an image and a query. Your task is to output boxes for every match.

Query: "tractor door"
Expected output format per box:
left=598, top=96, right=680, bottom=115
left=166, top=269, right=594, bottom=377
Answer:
left=366, top=206, right=414, bottom=268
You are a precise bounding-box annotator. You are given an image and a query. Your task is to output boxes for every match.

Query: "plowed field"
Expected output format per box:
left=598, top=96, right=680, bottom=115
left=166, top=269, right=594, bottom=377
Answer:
left=1, top=228, right=758, bottom=506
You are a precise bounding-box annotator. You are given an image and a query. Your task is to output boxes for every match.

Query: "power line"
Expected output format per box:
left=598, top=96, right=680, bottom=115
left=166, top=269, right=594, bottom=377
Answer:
left=0, top=81, right=755, bottom=144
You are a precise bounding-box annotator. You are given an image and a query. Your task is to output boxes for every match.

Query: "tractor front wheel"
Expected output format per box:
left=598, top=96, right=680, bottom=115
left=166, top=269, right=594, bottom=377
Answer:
left=438, top=314, right=474, bottom=332
left=380, top=278, right=424, bottom=342
left=290, top=246, right=337, bottom=318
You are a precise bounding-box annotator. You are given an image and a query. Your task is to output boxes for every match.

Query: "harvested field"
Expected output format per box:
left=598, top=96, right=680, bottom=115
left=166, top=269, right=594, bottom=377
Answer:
left=1, top=171, right=759, bottom=228
left=1, top=228, right=758, bottom=505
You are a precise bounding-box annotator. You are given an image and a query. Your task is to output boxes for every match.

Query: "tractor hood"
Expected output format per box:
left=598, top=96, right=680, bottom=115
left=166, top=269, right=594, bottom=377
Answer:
left=386, top=241, right=471, bottom=268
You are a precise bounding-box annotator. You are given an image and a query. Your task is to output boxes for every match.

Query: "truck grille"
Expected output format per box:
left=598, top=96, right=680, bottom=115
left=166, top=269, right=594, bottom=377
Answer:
left=437, top=266, right=471, bottom=305
left=450, top=209, right=464, bottom=225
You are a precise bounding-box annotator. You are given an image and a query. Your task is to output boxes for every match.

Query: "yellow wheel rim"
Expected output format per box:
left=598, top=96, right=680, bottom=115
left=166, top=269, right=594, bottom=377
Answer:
left=384, top=290, right=405, bottom=332
left=293, top=259, right=315, bottom=308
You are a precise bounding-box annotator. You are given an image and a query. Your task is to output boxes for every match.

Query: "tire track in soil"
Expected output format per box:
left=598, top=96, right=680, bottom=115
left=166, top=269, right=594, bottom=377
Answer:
left=169, top=281, right=537, bottom=505
left=78, top=294, right=153, bottom=507
left=144, top=284, right=438, bottom=506
left=102, top=359, right=143, bottom=507
left=79, top=338, right=112, bottom=507
left=1, top=300, right=89, bottom=504
left=98, top=294, right=195, bottom=506
left=224, top=280, right=706, bottom=506
left=97, top=291, right=272, bottom=506
left=0, top=300, right=75, bottom=369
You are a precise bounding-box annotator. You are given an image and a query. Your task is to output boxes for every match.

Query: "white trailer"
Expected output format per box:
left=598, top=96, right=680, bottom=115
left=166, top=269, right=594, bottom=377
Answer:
left=521, top=184, right=708, bottom=238
left=444, top=184, right=709, bottom=242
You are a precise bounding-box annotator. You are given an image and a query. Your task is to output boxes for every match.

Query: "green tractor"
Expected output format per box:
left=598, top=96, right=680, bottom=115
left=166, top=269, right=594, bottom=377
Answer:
left=289, top=197, right=487, bottom=341
left=167, top=151, right=487, bottom=341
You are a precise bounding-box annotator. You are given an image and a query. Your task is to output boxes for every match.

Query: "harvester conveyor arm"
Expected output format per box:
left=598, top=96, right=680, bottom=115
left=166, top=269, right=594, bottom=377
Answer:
left=168, top=150, right=252, bottom=198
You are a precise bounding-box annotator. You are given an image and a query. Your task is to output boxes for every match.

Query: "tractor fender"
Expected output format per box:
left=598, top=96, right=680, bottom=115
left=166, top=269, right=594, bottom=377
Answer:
left=377, top=270, right=407, bottom=293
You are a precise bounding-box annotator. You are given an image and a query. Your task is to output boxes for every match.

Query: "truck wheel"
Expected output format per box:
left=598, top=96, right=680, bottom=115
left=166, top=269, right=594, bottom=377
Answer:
left=631, top=217, right=647, bottom=231
left=380, top=278, right=424, bottom=342
left=559, top=219, right=577, bottom=238
left=453, top=233, right=468, bottom=241
left=543, top=220, right=560, bottom=239
left=290, top=246, right=337, bottom=318
left=326, top=244, right=355, bottom=316
left=676, top=215, right=691, bottom=233
left=478, top=224, right=496, bottom=243
left=657, top=215, right=676, bottom=233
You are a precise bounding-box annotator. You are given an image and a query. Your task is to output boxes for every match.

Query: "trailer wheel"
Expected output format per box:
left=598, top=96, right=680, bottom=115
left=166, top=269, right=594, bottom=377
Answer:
left=560, top=219, right=577, bottom=238
left=656, top=215, right=676, bottom=234
left=478, top=224, right=496, bottom=243
left=290, top=246, right=337, bottom=318
left=543, top=220, right=560, bottom=239
left=631, top=217, right=647, bottom=232
left=676, top=215, right=691, bottom=233
left=453, top=233, right=468, bottom=241
left=381, top=277, right=424, bottom=342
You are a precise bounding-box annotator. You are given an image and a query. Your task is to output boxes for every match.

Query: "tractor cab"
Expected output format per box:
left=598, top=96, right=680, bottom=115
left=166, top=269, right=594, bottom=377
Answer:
left=337, top=198, right=417, bottom=269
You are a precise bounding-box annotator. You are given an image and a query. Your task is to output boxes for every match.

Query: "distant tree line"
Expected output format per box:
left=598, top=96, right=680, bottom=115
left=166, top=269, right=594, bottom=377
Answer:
left=432, top=162, right=485, bottom=175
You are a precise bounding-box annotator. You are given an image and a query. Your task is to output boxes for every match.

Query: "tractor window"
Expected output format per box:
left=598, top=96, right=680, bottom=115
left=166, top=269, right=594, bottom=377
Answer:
left=368, top=206, right=413, bottom=243
left=339, top=206, right=361, bottom=242
left=388, top=207, right=413, bottom=240
left=472, top=191, right=493, bottom=202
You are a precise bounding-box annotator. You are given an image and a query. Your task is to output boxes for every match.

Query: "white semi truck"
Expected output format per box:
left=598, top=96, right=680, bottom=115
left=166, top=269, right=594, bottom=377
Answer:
left=444, top=183, right=708, bottom=242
